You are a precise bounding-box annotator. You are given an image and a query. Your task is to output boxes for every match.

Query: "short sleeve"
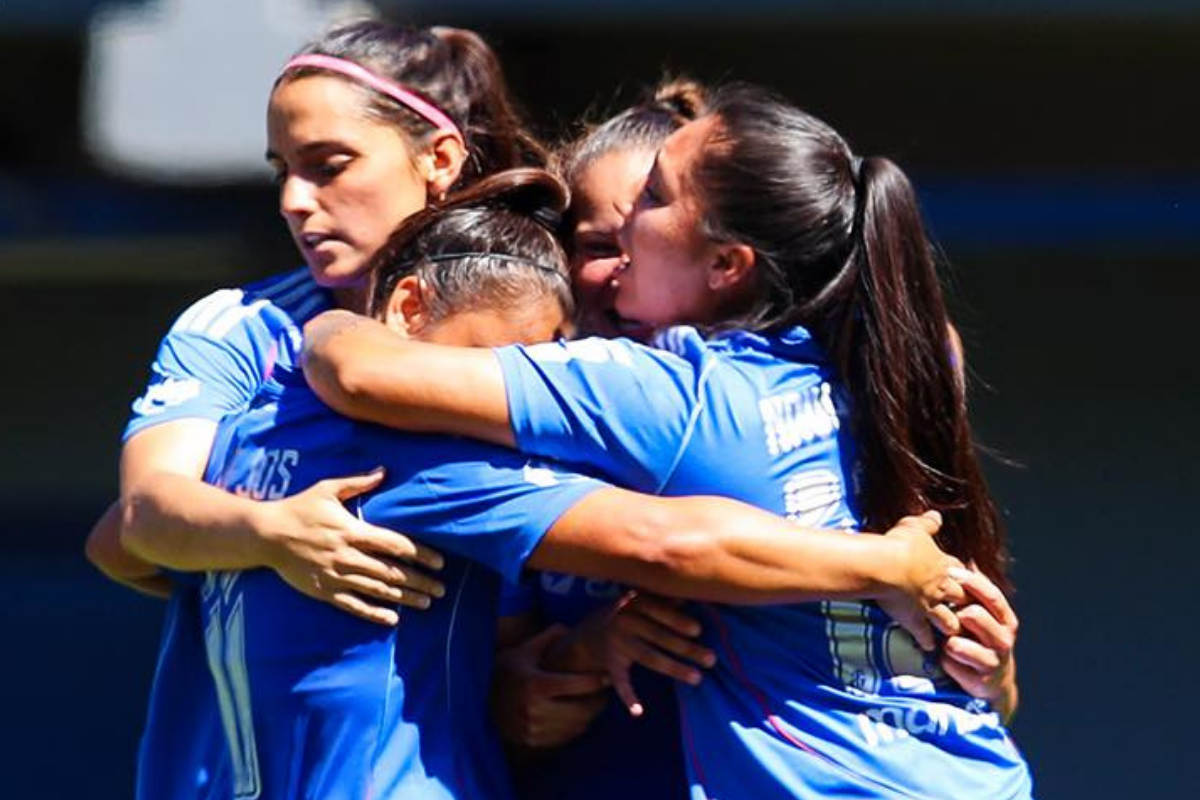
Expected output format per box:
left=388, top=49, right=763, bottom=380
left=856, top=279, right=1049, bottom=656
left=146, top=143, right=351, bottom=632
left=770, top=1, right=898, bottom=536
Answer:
left=361, top=435, right=608, bottom=584
left=493, top=337, right=706, bottom=494
left=123, top=289, right=278, bottom=441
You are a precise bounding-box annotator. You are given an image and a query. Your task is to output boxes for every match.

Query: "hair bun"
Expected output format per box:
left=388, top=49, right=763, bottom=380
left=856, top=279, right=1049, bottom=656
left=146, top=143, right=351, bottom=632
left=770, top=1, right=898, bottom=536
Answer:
left=652, top=78, right=709, bottom=121
left=441, top=168, right=568, bottom=231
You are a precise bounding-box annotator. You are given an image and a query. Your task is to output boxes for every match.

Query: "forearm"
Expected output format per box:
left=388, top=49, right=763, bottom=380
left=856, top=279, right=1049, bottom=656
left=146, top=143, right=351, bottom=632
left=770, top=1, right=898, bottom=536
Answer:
left=302, top=310, right=513, bottom=446
left=535, top=490, right=910, bottom=604
left=121, top=471, right=275, bottom=572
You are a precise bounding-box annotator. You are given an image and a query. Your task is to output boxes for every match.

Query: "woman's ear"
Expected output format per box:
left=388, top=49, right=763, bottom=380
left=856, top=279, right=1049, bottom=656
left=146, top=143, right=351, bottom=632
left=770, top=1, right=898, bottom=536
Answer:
left=421, top=131, right=468, bottom=201
left=708, top=243, right=756, bottom=292
left=383, top=275, right=429, bottom=338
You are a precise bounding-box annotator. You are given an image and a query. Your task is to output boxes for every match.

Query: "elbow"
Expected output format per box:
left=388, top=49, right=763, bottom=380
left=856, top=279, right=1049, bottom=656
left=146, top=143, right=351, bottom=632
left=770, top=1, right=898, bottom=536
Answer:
left=117, top=491, right=155, bottom=564
left=304, top=345, right=370, bottom=416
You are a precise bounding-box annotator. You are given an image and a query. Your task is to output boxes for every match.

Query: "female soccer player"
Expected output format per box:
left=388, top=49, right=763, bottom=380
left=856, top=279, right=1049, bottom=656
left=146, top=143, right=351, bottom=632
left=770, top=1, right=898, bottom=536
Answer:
left=302, top=84, right=1034, bottom=799
left=84, top=21, right=546, bottom=799
left=192, top=166, right=967, bottom=800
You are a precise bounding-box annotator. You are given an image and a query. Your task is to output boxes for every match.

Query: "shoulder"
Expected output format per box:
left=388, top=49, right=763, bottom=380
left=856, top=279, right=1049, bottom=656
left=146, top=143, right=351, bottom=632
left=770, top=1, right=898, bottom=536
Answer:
left=169, top=268, right=331, bottom=341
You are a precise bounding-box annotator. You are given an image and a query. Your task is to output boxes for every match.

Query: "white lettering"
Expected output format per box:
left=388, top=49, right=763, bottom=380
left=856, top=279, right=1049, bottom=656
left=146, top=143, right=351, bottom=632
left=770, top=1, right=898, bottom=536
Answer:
left=759, top=382, right=840, bottom=457
left=233, top=449, right=299, bottom=500
left=855, top=702, right=1003, bottom=749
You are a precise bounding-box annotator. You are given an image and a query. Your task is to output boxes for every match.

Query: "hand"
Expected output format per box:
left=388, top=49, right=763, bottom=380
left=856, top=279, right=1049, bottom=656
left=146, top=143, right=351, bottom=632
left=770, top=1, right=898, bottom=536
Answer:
left=577, top=591, right=715, bottom=718
left=940, top=566, right=1019, bottom=720
left=876, top=511, right=968, bottom=651
left=259, top=469, right=445, bottom=625
left=491, top=624, right=611, bottom=749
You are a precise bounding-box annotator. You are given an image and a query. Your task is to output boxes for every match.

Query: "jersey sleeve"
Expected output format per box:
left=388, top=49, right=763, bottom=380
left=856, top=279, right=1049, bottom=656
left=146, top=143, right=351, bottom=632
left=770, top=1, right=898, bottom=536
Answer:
left=123, top=289, right=279, bottom=441
left=493, top=336, right=706, bottom=493
left=361, top=436, right=608, bottom=584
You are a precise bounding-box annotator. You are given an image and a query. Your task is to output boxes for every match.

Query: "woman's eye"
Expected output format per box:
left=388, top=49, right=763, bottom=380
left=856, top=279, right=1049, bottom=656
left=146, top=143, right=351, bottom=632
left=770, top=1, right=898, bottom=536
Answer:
left=581, top=241, right=621, bottom=259
left=637, top=182, right=661, bottom=208
left=316, top=157, right=350, bottom=179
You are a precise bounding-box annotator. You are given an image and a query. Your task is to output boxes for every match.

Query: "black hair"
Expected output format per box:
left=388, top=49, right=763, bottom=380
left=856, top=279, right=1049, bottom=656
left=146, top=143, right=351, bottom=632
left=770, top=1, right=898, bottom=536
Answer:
left=367, top=168, right=572, bottom=324
left=693, top=83, right=1010, bottom=591
left=278, top=21, right=546, bottom=189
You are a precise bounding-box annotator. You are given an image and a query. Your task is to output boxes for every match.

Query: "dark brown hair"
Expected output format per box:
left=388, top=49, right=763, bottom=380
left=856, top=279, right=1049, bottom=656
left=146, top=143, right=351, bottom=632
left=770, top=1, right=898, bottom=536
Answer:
left=557, top=78, right=708, bottom=190
left=694, top=84, right=1010, bottom=590
left=277, top=21, right=546, bottom=189
left=367, top=168, right=571, bottom=323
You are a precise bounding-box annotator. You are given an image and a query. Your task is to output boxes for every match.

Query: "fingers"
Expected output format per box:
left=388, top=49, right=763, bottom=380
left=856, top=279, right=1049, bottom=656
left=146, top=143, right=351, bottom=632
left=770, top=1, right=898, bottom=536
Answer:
left=532, top=669, right=611, bottom=699
left=894, top=509, right=943, bottom=536
left=943, top=634, right=1001, bottom=673
left=331, top=572, right=425, bottom=610
left=938, top=652, right=986, bottom=697
left=616, top=594, right=703, bottom=639
left=615, top=612, right=714, bottom=669
left=338, top=549, right=444, bottom=603
left=927, top=603, right=961, bottom=640
left=329, top=591, right=399, bottom=626
left=958, top=602, right=1014, bottom=649
left=325, top=468, right=386, bottom=501
left=608, top=653, right=644, bottom=717
left=355, top=522, right=445, bottom=571
left=956, top=568, right=1018, bottom=632
left=612, top=628, right=707, bottom=687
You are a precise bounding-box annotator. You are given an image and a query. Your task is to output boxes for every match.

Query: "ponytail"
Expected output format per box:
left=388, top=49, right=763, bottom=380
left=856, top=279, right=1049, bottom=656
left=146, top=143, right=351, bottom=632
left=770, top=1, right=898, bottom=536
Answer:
left=693, top=84, right=1011, bottom=591
left=847, top=158, right=1010, bottom=592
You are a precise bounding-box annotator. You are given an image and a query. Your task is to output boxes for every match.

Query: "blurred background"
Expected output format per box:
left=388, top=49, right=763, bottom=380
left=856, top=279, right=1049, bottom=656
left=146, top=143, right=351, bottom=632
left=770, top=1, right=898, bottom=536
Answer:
left=1, top=1, right=1196, bottom=797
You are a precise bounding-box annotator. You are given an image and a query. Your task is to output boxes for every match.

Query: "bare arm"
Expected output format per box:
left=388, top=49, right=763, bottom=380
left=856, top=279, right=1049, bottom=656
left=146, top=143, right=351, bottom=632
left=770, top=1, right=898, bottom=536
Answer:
left=530, top=489, right=964, bottom=650
left=84, top=500, right=172, bottom=598
left=115, top=420, right=445, bottom=624
left=303, top=310, right=513, bottom=446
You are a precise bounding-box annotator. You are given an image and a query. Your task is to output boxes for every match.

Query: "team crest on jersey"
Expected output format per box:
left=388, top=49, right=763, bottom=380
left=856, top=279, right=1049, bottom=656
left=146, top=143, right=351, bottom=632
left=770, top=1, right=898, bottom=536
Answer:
left=132, top=375, right=201, bottom=415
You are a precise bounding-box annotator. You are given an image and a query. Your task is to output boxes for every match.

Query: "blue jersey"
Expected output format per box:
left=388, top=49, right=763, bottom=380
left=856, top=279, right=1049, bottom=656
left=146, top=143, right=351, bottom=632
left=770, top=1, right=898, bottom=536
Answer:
left=494, top=327, right=1035, bottom=800
left=201, top=366, right=605, bottom=800
left=128, top=269, right=331, bottom=800
left=507, top=571, right=688, bottom=800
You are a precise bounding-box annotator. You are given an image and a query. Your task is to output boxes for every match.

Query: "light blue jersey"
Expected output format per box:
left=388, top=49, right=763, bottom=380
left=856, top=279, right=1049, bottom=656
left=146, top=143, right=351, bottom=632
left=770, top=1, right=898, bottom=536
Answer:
left=201, top=366, right=605, bottom=800
left=126, top=269, right=331, bottom=800
left=494, top=327, right=1035, bottom=800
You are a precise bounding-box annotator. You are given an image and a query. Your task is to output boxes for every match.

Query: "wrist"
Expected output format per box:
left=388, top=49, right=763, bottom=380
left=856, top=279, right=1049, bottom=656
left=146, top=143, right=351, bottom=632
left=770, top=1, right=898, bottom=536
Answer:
left=244, top=500, right=285, bottom=568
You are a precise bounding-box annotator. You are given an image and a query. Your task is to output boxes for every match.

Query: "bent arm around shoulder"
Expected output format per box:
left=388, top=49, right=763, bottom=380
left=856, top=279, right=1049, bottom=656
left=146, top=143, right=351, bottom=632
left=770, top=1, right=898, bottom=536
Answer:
left=528, top=488, right=965, bottom=650
left=302, top=310, right=514, bottom=447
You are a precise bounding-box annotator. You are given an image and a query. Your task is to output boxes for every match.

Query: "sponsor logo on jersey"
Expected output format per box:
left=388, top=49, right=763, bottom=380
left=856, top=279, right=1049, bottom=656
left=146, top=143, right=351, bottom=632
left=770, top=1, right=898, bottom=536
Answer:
left=855, top=700, right=1001, bottom=748
left=132, top=376, right=202, bottom=415
left=759, top=382, right=839, bottom=457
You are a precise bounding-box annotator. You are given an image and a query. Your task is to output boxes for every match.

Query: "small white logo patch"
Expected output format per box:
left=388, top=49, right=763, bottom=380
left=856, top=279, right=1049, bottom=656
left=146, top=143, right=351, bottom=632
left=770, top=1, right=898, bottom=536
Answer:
left=132, top=376, right=201, bottom=415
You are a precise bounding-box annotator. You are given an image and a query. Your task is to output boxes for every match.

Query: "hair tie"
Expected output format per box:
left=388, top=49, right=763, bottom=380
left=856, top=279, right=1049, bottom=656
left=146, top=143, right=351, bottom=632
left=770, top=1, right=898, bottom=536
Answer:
left=282, top=54, right=462, bottom=142
left=424, top=252, right=566, bottom=279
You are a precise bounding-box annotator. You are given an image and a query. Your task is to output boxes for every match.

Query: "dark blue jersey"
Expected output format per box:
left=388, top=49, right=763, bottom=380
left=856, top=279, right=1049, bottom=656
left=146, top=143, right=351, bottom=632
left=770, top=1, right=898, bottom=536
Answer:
left=201, top=367, right=604, bottom=800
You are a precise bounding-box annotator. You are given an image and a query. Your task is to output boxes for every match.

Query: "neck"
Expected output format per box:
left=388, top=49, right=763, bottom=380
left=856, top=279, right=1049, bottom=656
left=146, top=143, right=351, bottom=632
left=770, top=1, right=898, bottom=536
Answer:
left=333, top=282, right=370, bottom=314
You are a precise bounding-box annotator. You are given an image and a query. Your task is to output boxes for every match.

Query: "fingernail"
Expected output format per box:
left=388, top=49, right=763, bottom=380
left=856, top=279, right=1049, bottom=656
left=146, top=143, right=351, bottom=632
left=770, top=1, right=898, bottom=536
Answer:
left=417, top=595, right=431, bottom=609
left=949, top=567, right=972, bottom=581
left=702, top=652, right=717, bottom=668
left=687, top=671, right=702, bottom=686
left=628, top=703, right=644, bottom=717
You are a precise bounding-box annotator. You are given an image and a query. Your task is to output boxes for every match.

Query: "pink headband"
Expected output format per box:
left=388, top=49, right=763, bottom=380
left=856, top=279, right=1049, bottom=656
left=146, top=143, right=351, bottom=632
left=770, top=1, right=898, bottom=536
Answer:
left=282, top=54, right=462, bottom=141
